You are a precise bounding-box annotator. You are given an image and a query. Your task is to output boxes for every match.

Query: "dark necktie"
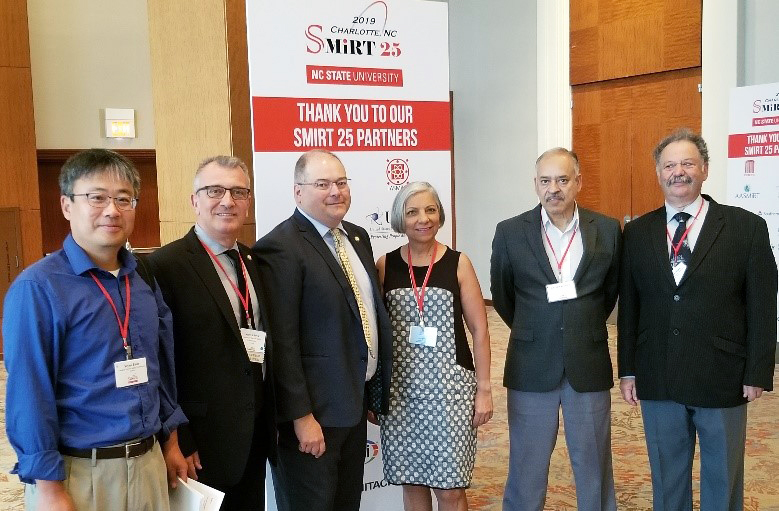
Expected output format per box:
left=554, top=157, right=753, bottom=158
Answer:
left=670, top=212, right=692, bottom=266
left=225, top=249, right=254, bottom=328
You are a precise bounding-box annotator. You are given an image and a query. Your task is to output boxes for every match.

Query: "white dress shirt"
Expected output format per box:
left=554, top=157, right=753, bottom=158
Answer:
left=541, top=205, right=584, bottom=282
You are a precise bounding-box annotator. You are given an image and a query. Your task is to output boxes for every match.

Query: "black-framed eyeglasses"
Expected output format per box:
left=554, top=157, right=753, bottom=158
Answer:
left=195, top=185, right=251, bottom=200
left=296, top=178, right=351, bottom=191
left=69, top=193, right=138, bottom=211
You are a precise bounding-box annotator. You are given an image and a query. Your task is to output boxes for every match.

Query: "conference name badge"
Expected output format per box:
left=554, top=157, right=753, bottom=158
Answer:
left=546, top=281, right=577, bottom=303
left=241, top=328, right=266, bottom=364
left=115, top=358, right=149, bottom=388
left=408, top=325, right=437, bottom=347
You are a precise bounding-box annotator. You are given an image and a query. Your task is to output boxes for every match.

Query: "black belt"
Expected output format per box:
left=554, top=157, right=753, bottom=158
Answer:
left=60, top=435, right=156, bottom=460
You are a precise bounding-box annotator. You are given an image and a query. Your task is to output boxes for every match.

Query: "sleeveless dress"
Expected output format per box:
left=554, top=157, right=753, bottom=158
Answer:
left=379, top=247, right=477, bottom=489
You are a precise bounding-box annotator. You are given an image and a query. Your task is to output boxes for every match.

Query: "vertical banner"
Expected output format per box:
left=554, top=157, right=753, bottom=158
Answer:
left=727, top=82, right=779, bottom=344
left=245, top=1, right=452, bottom=509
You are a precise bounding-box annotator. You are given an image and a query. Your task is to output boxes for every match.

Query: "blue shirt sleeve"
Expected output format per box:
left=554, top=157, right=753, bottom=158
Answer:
left=3, top=279, right=66, bottom=483
left=150, top=278, right=187, bottom=439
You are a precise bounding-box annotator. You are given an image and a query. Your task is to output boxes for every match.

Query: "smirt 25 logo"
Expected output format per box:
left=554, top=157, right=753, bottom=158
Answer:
left=305, top=1, right=401, bottom=57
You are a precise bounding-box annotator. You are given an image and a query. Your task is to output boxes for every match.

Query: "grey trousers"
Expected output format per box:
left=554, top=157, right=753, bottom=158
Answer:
left=503, top=379, right=616, bottom=511
left=641, top=400, right=747, bottom=511
left=25, top=441, right=170, bottom=511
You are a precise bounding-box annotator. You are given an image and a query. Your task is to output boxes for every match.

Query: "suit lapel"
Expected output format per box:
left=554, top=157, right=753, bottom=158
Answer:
left=293, top=211, right=362, bottom=320
left=650, top=208, right=677, bottom=287
left=526, top=205, right=563, bottom=284
left=184, top=228, right=242, bottom=339
left=573, top=210, right=596, bottom=283
left=679, top=198, right=724, bottom=286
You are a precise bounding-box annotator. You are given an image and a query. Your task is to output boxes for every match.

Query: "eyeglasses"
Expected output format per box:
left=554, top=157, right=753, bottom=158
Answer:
left=69, top=193, right=138, bottom=211
left=195, top=185, right=251, bottom=200
left=296, top=179, right=351, bottom=191
left=661, top=161, right=699, bottom=172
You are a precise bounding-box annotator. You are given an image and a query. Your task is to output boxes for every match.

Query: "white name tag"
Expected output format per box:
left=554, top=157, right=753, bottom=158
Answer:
left=408, top=325, right=437, bottom=347
left=546, top=280, right=577, bottom=302
left=240, top=328, right=266, bottom=364
left=114, top=357, right=149, bottom=388
left=672, top=262, right=687, bottom=284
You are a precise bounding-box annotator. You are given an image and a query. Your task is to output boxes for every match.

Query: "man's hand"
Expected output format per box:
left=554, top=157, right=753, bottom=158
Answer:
left=293, top=413, right=326, bottom=458
left=620, top=378, right=639, bottom=406
left=366, top=411, right=379, bottom=425
left=162, top=429, right=189, bottom=488
left=185, top=451, right=202, bottom=480
left=473, top=387, right=494, bottom=427
left=743, top=385, right=764, bottom=402
left=35, top=480, right=75, bottom=511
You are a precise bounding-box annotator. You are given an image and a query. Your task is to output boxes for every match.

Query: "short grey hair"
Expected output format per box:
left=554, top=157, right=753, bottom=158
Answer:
left=194, top=155, right=250, bottom=190
left=535, top=147, right=580, bottom=175
left=652, top=129, right=709, bottom=167
left=59, top=149, right=140, bottom=197
left=389, top=181, right=445, bottom=233
left=294, top=149, right=343, bottom=183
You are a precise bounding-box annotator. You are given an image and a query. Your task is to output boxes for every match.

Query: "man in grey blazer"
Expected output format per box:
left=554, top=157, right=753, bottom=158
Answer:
left=618, top=129, right=777, bottom=510
left=491, top=147, right=620, bottom=511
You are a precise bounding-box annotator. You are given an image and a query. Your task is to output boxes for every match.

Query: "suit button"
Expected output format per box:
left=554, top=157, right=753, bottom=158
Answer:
left=673, top=294, right=680, bottom=301
left=673, top=328, right=679, bottom=335
left=244, top=369, right=251, bottom=376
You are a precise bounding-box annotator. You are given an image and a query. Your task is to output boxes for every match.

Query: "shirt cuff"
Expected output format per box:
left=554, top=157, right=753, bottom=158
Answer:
left=620, top=375, right=636, bottom=379
left=160, top=406, right=188, bottom=442
left=13, top=450, right=65, bottom=484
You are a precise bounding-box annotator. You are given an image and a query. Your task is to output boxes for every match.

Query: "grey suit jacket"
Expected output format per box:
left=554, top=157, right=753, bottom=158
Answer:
left=618, top=195, right=777, bottom=408
left=491, top=205, right=621, bottom=393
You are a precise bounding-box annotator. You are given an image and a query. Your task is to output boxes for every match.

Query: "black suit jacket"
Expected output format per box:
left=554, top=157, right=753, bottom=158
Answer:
left=253, top=210, right=392, bottom=428
left=491, top=205, right=621, bottom=393
left=618, top=195, right=777, bottom=408
left=148, top=228, right=276, bottom=487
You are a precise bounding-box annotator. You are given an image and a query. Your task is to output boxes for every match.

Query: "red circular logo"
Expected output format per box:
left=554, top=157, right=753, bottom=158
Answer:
left=386, top=159, right=410, bottom=185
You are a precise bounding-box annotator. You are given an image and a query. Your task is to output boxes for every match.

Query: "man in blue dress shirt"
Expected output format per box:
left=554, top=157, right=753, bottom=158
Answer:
left=3, top=149, right=189, bottom=511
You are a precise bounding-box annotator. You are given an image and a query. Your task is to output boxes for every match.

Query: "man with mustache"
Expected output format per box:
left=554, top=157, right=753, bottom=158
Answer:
left=253, top=149, right=391, bottom=511
left=618, top=129, right=777, bottom=510
left=491, top=147, right=620, bottom=511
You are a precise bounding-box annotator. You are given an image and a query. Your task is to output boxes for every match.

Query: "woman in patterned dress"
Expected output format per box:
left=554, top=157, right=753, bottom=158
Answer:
left=376, top=181, right=493, bottom=511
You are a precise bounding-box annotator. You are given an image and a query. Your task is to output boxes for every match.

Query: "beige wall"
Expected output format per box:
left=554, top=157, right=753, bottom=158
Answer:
left=27, top=0, right=155, bottom=149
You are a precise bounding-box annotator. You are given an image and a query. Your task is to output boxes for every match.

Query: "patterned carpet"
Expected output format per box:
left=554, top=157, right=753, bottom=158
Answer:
left=0, top=308, right=777, bottom=510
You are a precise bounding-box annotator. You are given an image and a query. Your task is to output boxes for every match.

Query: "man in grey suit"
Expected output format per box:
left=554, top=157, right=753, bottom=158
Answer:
left=491, top=147, right=620, bottom=511
left=618, top=129, right=777, bottom=510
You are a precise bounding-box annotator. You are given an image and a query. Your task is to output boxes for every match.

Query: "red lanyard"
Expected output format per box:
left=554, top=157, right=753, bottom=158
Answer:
left=666, top=199, right=705, bottom=260
left=407, top=243, right=438, bottom=323
left=90, top=272, right=132, bottom=359
left=200, top=241, right=253, bottom=328
left=542, top=217, right=578, bottom=278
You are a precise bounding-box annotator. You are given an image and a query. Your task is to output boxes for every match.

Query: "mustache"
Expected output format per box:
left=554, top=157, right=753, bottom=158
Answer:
left=666, top=175, right=693, bottom=186
left=545, top=192, right=563, bottom=201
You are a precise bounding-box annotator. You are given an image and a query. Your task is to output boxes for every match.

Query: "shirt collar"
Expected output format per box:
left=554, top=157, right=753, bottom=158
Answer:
left=541, top=204, right=579, bottom=235
left=665, top=195, right=703, bottom=224
left=194, top=224, right=238, bottom=255
left=63, top=233, right=136, bottom=276
left=296, top=207, right=345, bottom=238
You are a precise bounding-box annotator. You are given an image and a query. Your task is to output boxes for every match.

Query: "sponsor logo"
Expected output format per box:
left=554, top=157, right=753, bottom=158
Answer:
left=745, top=159, right=755, bottom=176
left=734, top=184, right=760, bottom=199
left=363, top=478, right=390, bottom=491
left=365, top=440, right=380, bottom=464
left=364, top=206, right=405, bottom=240
left=386, top=158, right=410, bottom=188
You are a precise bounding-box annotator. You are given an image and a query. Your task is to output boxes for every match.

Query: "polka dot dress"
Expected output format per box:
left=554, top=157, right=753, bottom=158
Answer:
left=379, top=247, right=477, bottom=489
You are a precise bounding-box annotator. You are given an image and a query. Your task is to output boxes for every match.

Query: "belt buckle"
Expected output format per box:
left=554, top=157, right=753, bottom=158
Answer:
left=125, top=439, right=144, bottom=458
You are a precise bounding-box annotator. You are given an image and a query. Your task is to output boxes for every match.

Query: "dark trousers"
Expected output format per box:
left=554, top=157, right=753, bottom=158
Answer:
left=272, top=412, right=367, bottom=511
left=199, top=418, right=268, bottom=511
